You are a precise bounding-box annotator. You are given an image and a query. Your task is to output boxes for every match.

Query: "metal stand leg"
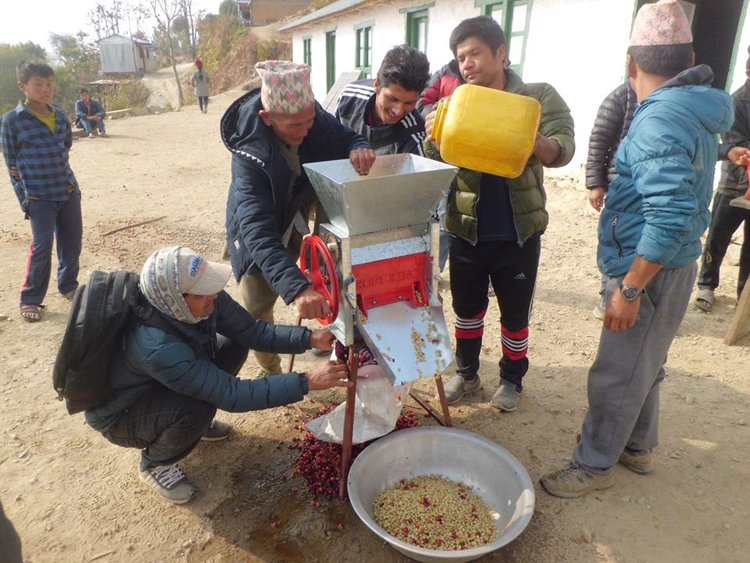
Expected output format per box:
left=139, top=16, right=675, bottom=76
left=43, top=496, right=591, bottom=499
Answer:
left=339, top=349, right=359, bottom=499
left=433, top=374, right=453, bottom=427
left=408, top=379, right=453, bottom=427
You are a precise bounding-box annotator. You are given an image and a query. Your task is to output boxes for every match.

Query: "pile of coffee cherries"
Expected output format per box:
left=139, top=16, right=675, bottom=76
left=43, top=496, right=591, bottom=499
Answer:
left=291, top=408, right=421, bottom=499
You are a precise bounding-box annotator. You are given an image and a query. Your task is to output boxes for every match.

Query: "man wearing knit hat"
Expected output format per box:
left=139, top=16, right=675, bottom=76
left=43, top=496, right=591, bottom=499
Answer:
left=541, top=0, right=733, bottom=498
left=222, top=61, right=375, bottom=375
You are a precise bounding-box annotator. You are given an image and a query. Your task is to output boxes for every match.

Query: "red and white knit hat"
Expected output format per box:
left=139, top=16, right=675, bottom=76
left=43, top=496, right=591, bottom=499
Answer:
left=255, top=60, right=315, bottom=114
left=629, top=0, right=693, bottom=47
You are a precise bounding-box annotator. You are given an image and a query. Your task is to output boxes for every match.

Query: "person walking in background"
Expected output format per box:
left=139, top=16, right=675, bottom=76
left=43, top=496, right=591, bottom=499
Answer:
left=74, top=88, right=106, bottom=138
left=424, top=16, right=575, bottom=413
left=191, top=59, right=210, bottom=113
left=0, top=60, right=83, bottom=323
left=585, top=80, right=637, bottom=319
left=336, top=44, right=430, bottom=156
left=222, top=60, right=374, bottom=375
left=694, top=46, right=750, bottom=312
left=540, top=0, right=732, bottom=498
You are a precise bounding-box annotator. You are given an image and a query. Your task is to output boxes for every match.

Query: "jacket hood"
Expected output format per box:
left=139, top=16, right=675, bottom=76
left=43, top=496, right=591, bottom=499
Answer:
left=220, top=88, right=274, bottom=164
left=648, top=65, right=733, bottom=135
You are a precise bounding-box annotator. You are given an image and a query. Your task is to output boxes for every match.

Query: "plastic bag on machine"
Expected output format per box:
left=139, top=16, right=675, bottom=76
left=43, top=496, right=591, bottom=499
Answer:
left=305, top=364, right=410, bottom=444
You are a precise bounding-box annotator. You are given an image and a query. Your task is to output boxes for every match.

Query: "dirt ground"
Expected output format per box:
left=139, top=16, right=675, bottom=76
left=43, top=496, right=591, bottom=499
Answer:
left=1, top=89, right=749, bottom=563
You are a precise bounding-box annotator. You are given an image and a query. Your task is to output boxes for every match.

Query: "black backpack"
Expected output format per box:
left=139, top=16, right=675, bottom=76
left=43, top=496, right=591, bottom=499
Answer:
left=53, top=270, right=167, bottom=415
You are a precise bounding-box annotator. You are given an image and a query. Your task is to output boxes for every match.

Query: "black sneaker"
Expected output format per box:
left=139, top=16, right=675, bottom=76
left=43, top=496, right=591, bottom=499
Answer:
left=201, top=420, right=232, bottom=441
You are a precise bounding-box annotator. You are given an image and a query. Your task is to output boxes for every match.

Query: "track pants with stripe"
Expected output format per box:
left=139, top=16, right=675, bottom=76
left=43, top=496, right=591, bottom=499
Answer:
left=449, top=235, right=540, bottom=391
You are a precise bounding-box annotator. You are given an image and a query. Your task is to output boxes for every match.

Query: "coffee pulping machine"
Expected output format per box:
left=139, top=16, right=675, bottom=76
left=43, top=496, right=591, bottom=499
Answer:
left=299, top=154, right=459, bottom=496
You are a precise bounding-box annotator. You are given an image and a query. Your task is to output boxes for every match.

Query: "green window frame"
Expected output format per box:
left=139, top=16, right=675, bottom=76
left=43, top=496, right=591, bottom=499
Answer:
left=355, top=25, right=373, bottom=78
left=476, top=0, right=531, bottom=76
left=326, top=30, right=336, bottom=91
left=303, top=37, right=312, bottom=66
left=406, top=9, right=429, bottom=52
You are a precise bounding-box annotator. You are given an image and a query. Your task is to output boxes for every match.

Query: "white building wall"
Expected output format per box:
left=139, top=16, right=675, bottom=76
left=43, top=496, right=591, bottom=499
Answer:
left=288, top=0, right=750, bottom=171
left=523, top=0, right=635, bottom=173
left=291, top=0, right=484, bottom=99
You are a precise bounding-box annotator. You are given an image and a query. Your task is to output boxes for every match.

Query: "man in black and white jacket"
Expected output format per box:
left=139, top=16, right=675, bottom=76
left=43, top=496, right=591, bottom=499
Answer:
left=336, top=44, right=430, bottom=156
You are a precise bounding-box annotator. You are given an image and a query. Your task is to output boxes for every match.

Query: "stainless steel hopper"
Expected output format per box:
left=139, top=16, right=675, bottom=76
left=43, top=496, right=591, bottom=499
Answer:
left=304, top=153, right=457, bottom=236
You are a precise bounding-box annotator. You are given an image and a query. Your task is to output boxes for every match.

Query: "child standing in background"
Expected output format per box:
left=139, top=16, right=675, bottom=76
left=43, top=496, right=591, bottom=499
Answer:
left=0, top=60, right=82, bottom=322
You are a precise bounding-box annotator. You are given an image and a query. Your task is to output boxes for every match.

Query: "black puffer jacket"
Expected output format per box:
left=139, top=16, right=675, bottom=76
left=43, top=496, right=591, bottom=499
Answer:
left=585, top=81, right=637, bottom=189
left=717, top=79, right=750, bottom=197
left=221, top=89, right=369, bottom=304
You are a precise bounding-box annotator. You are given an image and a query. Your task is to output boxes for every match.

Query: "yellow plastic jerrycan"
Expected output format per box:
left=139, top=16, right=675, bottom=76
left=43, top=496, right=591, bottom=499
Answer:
left=432, top=84, right=541, bottom=178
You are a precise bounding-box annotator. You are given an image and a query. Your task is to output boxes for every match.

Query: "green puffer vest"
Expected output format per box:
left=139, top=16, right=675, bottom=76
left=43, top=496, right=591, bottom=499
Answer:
left=425, top=70, right=575, bottom=245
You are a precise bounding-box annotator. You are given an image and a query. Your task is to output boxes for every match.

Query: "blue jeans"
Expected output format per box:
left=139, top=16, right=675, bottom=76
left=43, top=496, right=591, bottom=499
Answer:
left=102, top=338, right=249, bottom=470
left=22, top=192, right=82, bottom=306
left=79, top=117, right=105, bottom=134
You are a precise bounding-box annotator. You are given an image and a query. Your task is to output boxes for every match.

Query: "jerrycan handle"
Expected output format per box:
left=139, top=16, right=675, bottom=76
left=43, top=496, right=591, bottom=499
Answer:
left=432, top=98, right=449, bottom=144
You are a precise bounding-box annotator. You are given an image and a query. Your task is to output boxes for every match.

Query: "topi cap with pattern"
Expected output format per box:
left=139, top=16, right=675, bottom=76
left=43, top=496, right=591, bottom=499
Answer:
left=629, top=0, right=692, bottom=47
left=255, top=60, right=315, bottom=114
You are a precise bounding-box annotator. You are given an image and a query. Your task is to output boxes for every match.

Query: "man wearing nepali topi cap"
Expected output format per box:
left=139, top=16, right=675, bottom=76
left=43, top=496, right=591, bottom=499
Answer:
left=541, top=0, right=734, bottom=498
left=221, top=61, right=376, bottom=375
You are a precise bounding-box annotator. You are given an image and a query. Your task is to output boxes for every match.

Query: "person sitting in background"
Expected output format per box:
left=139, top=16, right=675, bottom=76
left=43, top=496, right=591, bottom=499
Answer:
left=335, top=44, right=430, bottom=156
left=84, top=246, right=351, bottom=504
left=75, top=88, right=106, bottom=138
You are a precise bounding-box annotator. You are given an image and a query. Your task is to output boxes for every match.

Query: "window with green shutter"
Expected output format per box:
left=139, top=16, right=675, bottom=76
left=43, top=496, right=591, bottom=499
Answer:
left=303, top=38, right=312, bottom=66
left=476, top=0, right=530, bottom=76
left=406, top=9, right=429, bottom=52
left=355, top=25, right=373, bottom=78
left=326, top=30, right=336, bottom=91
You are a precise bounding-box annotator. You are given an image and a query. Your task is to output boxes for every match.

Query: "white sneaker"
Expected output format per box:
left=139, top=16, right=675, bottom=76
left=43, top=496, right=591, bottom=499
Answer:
left=139, top=464, right=197, bottom=503
left=88, top=132, right=94, bottom=138
left=592, top=303, right=605, bottom=320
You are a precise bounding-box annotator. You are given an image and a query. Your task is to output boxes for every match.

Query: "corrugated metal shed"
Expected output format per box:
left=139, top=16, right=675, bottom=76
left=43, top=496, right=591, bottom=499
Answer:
left=98, top=34, right=157, bottom=74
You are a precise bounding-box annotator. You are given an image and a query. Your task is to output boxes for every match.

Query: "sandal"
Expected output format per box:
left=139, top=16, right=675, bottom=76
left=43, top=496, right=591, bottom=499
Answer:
left=20, top=304, right=44, bottom=323
left=694, top=288, right=714, bottom=312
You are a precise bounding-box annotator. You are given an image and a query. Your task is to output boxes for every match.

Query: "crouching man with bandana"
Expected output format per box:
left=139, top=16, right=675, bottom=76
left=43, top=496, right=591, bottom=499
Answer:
left=85, top=246, right=350, bottom=504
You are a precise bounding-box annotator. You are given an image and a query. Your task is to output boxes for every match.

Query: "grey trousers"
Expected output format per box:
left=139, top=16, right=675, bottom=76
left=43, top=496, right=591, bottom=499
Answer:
left=574, top=263, right=697, bottom=474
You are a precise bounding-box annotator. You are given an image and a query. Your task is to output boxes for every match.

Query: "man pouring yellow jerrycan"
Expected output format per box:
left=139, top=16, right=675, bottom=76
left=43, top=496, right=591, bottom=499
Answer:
left=424, top=15, right=574, bottom=414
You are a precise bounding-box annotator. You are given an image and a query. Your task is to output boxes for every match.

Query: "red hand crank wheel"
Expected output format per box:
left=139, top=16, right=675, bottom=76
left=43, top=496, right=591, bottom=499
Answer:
left=299, top=234, right=340, bottom=325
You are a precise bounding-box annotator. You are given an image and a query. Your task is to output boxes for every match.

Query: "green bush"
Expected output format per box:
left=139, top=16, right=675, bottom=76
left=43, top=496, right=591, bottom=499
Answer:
left=106, top=81, right=150, bottom=110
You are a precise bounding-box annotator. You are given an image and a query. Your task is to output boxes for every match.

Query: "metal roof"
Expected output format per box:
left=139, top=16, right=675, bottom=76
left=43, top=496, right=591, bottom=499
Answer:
left=279, top=0, right=368, bottom=31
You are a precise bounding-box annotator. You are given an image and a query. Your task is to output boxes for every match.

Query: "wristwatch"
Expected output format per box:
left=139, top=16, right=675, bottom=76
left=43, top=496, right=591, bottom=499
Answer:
left=619, top=283, right=642, bottom=302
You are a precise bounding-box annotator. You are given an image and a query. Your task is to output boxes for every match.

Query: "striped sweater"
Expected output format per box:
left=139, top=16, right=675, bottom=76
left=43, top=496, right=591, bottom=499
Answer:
left=335, top=79, right=425, bottom=156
